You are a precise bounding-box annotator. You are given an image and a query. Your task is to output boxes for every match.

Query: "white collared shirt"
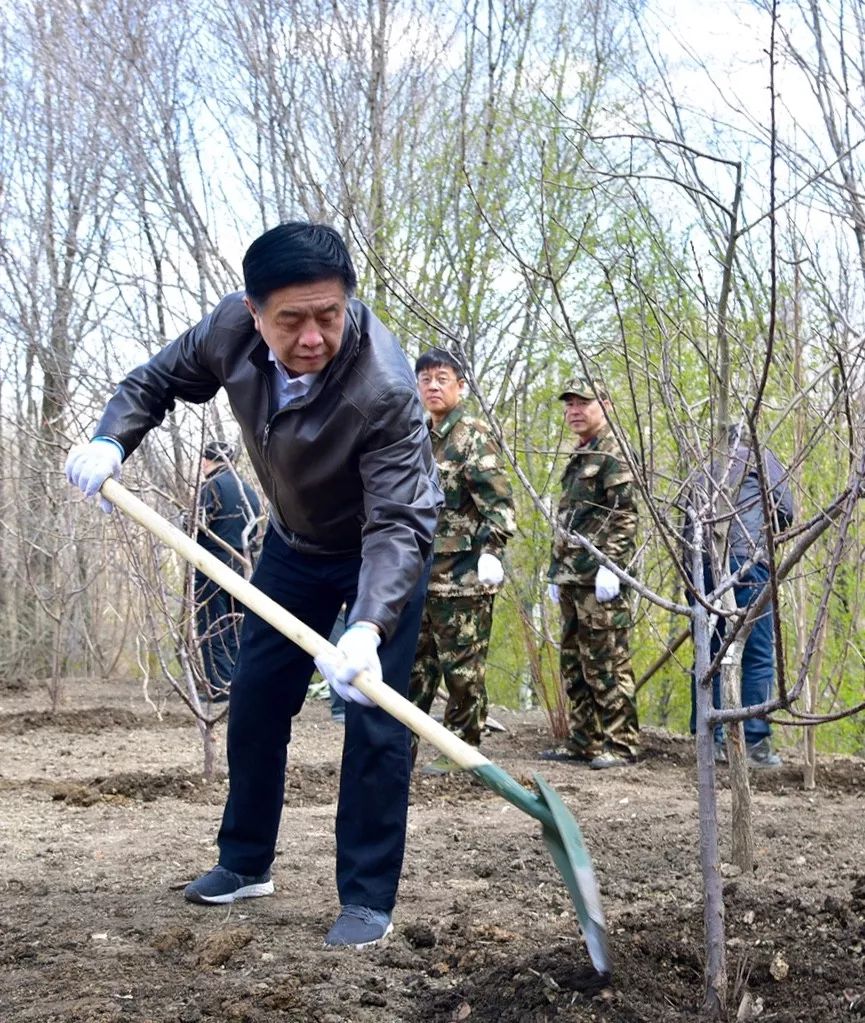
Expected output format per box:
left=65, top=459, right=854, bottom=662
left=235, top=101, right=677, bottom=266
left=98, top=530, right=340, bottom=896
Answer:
left=268, top=349, right=319, bottom=410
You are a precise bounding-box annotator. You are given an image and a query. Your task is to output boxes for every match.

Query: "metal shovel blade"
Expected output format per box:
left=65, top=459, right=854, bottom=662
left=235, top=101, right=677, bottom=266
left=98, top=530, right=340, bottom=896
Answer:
left=534, top=773, right=611, bottom=976
left=470, top=761, right=611, bottom=977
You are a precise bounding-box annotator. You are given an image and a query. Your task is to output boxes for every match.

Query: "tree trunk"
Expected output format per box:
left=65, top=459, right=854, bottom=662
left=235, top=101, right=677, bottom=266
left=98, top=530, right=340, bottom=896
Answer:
left=722, top=626, right=754, bottom=873
left=693, top=589, right=727, bottom=1018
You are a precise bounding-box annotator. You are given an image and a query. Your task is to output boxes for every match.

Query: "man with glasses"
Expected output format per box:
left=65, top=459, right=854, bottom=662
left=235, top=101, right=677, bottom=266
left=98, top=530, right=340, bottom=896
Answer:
left=409, top=349, right=515, bottom=775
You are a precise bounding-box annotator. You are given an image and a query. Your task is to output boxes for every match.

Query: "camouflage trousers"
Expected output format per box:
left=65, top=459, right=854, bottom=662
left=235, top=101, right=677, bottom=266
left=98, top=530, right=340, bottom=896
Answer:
left=409, top=592, right=494, bottom=748
left=558, top=584, right=639, bottom=759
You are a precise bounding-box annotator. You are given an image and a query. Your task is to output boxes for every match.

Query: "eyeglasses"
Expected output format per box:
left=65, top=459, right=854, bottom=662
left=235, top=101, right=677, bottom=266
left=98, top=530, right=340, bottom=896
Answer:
left=417, top=372, right=459, bottom=387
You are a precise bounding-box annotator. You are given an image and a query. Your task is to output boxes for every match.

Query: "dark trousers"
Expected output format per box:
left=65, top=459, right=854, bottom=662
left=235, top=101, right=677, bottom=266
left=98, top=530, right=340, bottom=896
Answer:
left=689, top=557, right=775, bottom=743
left=217, top=526, right=430, bottom=912
left=195, top=572, right=241, bottom=694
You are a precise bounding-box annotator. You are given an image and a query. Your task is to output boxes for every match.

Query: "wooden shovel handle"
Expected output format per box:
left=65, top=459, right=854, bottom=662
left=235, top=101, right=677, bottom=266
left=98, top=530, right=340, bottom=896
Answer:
left=101, top=478, right=487, bottom=770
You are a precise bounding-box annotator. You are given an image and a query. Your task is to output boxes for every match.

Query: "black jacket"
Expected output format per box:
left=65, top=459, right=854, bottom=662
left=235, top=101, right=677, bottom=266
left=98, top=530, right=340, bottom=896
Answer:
left=96, top=293, right=442, bottom=638
left=198, top=467, right=261, bottom=563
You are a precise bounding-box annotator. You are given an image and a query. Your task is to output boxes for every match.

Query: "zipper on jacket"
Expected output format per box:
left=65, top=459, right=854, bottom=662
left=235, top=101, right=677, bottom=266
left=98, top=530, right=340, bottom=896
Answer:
left=262, top=407, right=294, bottom=457
left=262, top=364, right=278, bottom=457
left=263, top=408, right=293, bottom=458
left=260, top=385, right=290, bottom=527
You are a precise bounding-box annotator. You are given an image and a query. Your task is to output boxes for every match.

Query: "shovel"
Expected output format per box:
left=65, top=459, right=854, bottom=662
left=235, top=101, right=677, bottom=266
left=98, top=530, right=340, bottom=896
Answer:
left=101, top=477, right=612, bottom=977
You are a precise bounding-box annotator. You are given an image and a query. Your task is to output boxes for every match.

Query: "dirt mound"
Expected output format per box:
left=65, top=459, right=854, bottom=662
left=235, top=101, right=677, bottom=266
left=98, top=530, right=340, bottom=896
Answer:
left=0, top=706, right=192, bottom=735
left=48, top=770, right=226, bottom=805
left=416, top=947, right=622, bottom=1023
left=0, top=707, right=143, bottom=735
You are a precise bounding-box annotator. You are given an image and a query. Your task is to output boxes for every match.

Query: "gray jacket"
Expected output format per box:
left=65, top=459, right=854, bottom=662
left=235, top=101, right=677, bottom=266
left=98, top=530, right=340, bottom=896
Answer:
left=726, top=440, right=794, bottom=560
left=684, top=438, right=794, bottom=564
left=96, top=292, right=443, bottom=638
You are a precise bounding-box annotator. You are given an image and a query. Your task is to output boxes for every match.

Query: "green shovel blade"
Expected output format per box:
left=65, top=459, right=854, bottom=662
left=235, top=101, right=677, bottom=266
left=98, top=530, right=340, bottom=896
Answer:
left=471, top=762, right=612, bottom=977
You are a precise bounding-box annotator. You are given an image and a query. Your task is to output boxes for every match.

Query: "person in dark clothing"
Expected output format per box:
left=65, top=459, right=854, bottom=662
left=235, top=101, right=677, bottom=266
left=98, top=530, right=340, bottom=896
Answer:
left=326, top=605, right=348, bottom=722
left=194, top=440, right=261, bottom=701
left=65, top=221, right=442, bottom=949
left=684, top=427, right=794, bottom=768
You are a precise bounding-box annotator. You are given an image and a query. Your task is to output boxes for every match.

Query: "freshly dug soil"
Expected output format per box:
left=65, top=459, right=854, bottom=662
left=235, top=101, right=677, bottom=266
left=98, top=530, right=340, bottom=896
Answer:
left=1, top=677, right=862, bottom=1022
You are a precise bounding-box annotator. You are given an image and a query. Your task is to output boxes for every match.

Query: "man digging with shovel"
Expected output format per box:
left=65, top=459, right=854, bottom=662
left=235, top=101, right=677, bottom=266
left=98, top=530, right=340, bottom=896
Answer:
left=65, top=222, right=442, bottom=949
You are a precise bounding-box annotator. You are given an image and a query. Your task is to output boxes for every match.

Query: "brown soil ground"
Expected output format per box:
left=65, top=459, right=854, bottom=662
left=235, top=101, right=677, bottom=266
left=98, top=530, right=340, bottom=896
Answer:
left=1, top=676, right=863, bottom=1023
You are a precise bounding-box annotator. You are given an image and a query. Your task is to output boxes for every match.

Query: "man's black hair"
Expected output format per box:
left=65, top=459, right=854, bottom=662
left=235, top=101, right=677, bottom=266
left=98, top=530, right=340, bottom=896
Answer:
left=414, top=347, right=466, bottom=378
left=243, top=222, right=358, bottom=306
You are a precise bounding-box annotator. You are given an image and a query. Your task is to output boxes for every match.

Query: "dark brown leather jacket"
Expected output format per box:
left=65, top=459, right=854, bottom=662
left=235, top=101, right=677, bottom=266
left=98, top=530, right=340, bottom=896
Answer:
left=96, top=292, right=442, bottom=638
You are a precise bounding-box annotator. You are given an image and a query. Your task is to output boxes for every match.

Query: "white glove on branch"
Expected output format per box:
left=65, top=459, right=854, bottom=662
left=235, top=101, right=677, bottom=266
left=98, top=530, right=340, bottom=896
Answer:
left=595, top=565, right=620, bottom=603
left=65, top=438, right=123, bottom=514
left=477, top=552, right=504, bottom=586
left=547, top=582, right=560, bottom=603
left=314, top=624, right=380, bottom=708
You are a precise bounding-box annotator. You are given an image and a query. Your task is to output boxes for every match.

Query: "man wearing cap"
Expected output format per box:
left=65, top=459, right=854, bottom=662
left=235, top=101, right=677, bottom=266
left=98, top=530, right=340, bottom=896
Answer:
left=65, top=221, right=442, bottom=949
left=541, top=379, right=640, bottom=769
left=193, top=441, right=262, bottom=701
left=409, top=348, right=516, bottom=775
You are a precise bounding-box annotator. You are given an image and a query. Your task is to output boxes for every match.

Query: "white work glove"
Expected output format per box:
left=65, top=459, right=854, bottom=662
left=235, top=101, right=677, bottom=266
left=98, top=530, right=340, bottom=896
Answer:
left=477, top=552, right=504, bottom=586
left=313, top=624, right=380, bottom=708
left=594, top=565, right=620, bottom=603
left=65, top=438, right=123, bottom=514
left=547, top=582, right=560, bottom=603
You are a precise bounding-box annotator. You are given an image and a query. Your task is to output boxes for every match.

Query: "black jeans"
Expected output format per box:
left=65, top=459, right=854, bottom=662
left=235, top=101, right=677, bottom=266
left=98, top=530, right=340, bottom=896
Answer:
left=216, top=526, right=430, bottom=911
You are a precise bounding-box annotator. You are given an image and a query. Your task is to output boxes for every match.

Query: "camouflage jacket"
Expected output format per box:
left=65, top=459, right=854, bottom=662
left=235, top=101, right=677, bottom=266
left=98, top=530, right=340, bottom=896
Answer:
left=428, top=405, right=516, bottom=596
left=548, top=423, right=638, bottom=586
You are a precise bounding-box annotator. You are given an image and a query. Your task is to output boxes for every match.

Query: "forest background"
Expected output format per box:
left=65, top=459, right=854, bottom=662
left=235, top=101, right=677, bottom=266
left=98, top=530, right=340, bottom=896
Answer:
left=2, top=0, right=864, bottom=758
